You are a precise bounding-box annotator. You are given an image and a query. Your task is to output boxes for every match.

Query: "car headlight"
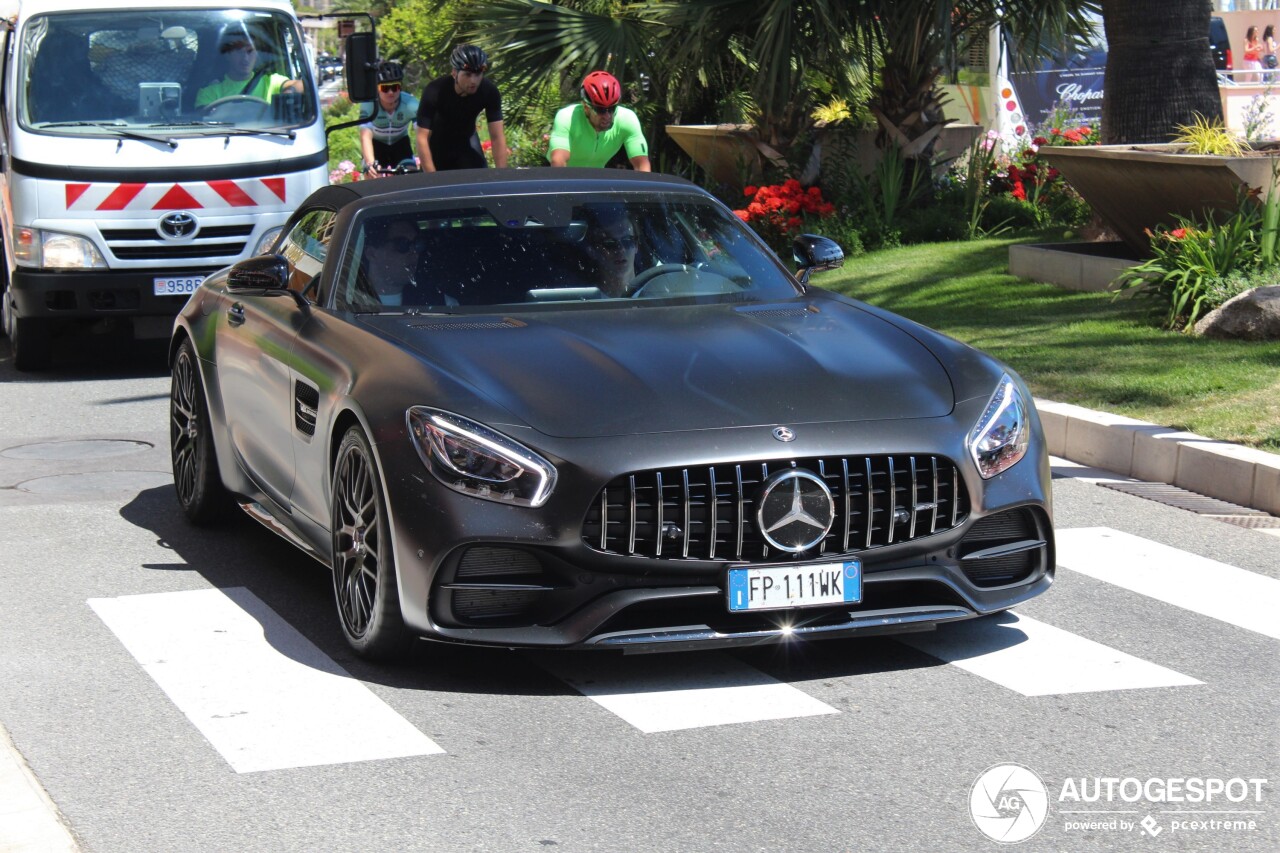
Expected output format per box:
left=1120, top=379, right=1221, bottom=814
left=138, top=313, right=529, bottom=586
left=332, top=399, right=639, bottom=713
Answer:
left=967, top=374, right=1029, bottom=479
left=254, top=226, right=284, bottom=255
left=13, top=227, right=107, bottom=269
left=407, top=407, right=557, bottom=507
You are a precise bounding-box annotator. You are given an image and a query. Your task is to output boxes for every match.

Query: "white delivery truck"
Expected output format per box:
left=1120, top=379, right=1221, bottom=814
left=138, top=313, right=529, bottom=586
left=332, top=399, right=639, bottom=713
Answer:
left=0, top=0, right=328, bottom=369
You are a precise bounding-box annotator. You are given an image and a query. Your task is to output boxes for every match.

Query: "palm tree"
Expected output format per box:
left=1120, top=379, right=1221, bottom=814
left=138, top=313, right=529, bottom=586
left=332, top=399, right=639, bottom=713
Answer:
left=1099, top=0, right=1222, bottom=143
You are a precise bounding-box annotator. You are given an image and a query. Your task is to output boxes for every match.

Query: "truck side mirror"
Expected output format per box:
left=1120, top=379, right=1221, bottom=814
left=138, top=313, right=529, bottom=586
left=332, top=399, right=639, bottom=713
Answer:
left=344, top=31, right=377, bottom=103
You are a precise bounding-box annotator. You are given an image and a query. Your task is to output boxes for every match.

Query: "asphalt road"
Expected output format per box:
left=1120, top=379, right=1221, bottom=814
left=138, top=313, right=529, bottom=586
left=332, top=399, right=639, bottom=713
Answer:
left=0, top=336, right=1276, bottom=853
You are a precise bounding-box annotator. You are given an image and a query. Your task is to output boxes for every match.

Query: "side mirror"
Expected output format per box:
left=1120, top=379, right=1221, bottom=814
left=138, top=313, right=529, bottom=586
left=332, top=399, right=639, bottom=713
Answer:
left=344, top=31, right=377, bottom=102
left=227, top=254, right=290, bottom=294
left=792, top=234, right=844, bottom=286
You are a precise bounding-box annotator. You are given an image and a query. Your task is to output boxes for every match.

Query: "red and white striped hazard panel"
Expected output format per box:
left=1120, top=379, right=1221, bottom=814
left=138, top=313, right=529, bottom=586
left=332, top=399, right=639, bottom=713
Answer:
left=64, top=178, right=288, bottom=212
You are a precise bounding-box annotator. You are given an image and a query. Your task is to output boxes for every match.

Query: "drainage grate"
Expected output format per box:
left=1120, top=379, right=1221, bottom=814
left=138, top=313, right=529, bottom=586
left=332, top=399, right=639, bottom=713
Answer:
left=1210, top=514, right=1280, bottom=529
left=1100, top=481, right=1279, bottom=527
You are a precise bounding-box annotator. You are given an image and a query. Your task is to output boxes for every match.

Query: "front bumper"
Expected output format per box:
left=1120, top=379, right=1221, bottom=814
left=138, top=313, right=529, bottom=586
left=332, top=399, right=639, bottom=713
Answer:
left=9, top=268, right=216, bottom=321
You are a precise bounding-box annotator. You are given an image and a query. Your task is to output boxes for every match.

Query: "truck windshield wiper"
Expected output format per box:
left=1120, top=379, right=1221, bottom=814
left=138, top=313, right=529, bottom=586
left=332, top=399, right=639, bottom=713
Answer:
left=37, top=121, right=177, bottom=148
left=162, top=121, right=296, bottom=140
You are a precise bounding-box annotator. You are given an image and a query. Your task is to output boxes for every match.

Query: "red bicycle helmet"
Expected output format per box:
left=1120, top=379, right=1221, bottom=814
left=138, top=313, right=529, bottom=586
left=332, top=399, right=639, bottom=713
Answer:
left=580, top=71, right=621, bottom=108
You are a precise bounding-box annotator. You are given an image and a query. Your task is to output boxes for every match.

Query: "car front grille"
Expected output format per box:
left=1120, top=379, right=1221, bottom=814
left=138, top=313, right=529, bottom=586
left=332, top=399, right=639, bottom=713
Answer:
left=582, top=455, right=970, bottom=563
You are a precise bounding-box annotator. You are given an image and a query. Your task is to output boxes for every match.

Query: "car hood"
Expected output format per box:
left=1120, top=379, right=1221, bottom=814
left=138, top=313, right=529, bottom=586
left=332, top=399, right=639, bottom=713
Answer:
left=368, top=298, right=955, bottom=438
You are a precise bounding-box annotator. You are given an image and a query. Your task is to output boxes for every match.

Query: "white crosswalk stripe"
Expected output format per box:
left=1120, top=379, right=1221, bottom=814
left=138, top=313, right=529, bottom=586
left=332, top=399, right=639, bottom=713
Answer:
left=531, top=651, right=838, bottom=733
left=1056, top=527, right=1280, bottom=640
left=899, top=611, right=1202, bottom=696
left=89, top=587, right=444, bottom=773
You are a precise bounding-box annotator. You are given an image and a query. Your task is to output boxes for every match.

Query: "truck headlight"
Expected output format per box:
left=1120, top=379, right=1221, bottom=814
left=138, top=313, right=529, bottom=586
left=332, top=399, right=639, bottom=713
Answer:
left=254, top=226, right=284, bottom=255
left=967, top=374, right=1029, bottom=479
left=14, top=228, right=107, bottom=269
left=407, top=407, right=557, bottom=507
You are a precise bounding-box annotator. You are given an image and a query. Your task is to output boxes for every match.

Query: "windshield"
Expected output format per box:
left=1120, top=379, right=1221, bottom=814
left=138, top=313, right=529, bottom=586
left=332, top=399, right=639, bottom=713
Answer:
left=19, top=9, right=316, bottom=135
left=334, top=192, right=803, bottom=313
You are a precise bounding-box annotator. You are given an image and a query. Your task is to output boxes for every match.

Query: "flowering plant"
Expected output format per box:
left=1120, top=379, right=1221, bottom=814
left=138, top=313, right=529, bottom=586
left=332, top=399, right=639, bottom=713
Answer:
left=994, top=123, right=1097, bottom=226
left=328, top=160, right=365, bottom=184
left=733, top=179, right=836, bottom=252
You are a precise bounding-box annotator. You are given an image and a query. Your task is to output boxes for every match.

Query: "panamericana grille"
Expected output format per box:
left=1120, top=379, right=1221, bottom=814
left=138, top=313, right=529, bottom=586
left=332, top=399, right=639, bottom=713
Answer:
left=582, top=455, right=969, bottom=562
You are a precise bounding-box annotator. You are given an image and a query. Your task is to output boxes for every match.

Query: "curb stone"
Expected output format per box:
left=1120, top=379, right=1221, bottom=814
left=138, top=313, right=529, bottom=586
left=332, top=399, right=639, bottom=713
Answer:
left=1036, top=398, right=1280, bottom=516
left=0, top=722, right=79, bottom=852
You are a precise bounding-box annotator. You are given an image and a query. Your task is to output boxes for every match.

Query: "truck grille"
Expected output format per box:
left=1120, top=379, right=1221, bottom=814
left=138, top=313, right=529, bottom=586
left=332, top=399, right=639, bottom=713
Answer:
left=582, top=455, right=969, bottom=562
left=100, top=224, right=255, bottom=262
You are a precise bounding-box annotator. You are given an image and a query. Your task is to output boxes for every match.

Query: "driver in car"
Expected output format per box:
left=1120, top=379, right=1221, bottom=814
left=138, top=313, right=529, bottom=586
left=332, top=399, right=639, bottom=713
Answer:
left=579, top=205, right=638, bottom=297
left=195, top=22, right=302, bottom=108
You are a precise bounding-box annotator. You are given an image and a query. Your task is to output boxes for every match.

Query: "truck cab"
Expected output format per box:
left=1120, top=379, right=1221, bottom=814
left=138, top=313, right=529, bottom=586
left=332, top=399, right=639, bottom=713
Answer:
left=0, top=0, right=328, bottom=369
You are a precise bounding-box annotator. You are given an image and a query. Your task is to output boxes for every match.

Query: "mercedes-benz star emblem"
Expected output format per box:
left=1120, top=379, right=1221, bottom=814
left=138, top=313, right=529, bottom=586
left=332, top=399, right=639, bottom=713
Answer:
left=755, top=469, right=835, bottom=553
left=772, top=426, right=795, bottom=442
left=159, top=211, right=197, bottom=240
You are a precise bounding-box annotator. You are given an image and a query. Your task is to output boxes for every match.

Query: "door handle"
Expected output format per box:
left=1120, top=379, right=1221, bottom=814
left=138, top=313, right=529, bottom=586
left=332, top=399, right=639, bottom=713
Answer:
left=228, top=302, right=246, bottom=326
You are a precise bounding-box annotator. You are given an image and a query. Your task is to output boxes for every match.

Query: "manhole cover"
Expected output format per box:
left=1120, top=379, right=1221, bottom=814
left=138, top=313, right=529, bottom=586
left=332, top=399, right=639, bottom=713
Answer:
left=1, top=439, right=154, bottom=461
left=16, top=471, right=172, bottom=497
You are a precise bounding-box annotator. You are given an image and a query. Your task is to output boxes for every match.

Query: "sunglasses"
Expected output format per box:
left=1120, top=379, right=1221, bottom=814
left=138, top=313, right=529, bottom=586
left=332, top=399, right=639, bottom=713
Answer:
left=378, top=83, right=401, bottom=93
left=586, top=103, right=617, bottom=115
left=596, top=236, right=636, bottom=251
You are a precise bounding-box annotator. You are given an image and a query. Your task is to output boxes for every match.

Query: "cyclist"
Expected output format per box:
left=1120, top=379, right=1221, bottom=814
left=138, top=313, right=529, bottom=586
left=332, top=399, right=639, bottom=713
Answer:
left=548, top=71, right=650, bottom=171
left=358, top=60, right=419, bottom=177
left=414, top=45, right=507, bottom=171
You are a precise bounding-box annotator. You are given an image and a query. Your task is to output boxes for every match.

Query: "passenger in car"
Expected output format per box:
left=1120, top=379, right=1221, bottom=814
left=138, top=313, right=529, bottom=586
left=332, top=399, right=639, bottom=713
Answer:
left=362, top=219, right=422, bottom=306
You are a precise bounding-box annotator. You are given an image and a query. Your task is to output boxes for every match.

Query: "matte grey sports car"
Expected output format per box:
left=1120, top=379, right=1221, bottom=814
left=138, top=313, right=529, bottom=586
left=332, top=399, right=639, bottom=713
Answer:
left=169, top=169, right=1054, bottom=660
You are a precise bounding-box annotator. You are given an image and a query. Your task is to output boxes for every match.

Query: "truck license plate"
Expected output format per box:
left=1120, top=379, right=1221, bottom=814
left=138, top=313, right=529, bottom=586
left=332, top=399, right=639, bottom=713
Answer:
left=727, top=560, right=861, bottom=612
left=154, top=276, right=202, bottom=296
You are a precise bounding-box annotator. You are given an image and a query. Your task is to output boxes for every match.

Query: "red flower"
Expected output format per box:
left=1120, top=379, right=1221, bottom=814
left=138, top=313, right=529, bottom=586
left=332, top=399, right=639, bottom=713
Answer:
left=744, top=185, right=758, bottom=197
left=1170, top=228, right=1188, bottom=239
left=1032, top=136, right=1048, bottom=146
left=733, top=210, right=749, bottom=221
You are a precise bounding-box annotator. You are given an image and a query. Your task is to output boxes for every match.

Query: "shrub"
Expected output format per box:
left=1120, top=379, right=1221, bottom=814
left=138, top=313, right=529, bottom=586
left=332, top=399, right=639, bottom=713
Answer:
left=734, top=179, right=837, bottom=255
left=1114, top=211, right=1260, bottom=331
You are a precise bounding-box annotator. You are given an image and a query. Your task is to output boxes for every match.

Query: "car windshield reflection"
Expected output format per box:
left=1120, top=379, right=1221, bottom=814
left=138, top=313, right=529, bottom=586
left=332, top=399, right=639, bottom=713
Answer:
left=336, top=194, right=800, bottom=313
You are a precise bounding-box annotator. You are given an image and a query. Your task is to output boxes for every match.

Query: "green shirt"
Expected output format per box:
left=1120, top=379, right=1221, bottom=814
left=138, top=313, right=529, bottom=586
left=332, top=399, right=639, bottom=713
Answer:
left=195, top=73, right=291, bottom=107
left=548, top=104, right=648, bottom=167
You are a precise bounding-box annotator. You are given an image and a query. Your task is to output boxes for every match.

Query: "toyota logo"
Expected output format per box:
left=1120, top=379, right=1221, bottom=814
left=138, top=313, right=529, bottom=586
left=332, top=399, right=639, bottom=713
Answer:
left=755, top=469, right=835, bottom=553
left=159, top=211, right=198, bottom=239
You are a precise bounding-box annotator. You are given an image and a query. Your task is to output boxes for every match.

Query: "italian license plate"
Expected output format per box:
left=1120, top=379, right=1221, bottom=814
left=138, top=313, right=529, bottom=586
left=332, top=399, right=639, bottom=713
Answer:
left=153, top=276, right=202, bottom=296
left=727, top=560, right=862, bottom=612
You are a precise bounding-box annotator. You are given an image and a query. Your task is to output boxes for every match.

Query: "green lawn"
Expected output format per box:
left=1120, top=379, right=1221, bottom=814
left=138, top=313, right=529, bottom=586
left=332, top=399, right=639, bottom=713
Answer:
left=818, top=236, right=1280, bottom=452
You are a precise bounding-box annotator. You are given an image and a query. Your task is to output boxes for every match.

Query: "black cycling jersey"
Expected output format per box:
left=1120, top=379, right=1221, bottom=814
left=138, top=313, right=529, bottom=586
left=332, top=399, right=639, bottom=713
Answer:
left=416, top=75, right=502, bottom=170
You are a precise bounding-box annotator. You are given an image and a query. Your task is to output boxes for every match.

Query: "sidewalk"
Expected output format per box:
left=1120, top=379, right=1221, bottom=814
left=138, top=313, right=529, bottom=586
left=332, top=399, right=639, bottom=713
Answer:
left=0, top=722, right=78, bottom=852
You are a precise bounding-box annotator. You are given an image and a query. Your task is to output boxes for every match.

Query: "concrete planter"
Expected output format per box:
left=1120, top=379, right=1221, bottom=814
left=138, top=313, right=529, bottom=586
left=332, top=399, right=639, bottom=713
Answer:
left=1041, top=143, right=1280, bottom=256
left=664, top=123, right=983, bottom=189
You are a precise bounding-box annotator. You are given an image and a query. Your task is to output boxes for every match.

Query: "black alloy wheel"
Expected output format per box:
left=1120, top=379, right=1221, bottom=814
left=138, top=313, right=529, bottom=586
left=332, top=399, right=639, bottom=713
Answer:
left=331, top=426, right=411, bottom=659
left=170, top=338, right=229, bottom=524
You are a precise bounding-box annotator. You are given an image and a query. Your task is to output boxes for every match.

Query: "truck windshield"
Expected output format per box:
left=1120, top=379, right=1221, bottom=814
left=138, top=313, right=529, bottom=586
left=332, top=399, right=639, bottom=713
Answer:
left=19, top=9, right=317, bottom=135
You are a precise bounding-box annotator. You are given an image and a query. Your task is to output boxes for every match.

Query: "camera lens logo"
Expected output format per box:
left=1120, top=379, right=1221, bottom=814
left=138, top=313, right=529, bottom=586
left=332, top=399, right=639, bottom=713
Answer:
left=969, top=763, right=1049, bottom=844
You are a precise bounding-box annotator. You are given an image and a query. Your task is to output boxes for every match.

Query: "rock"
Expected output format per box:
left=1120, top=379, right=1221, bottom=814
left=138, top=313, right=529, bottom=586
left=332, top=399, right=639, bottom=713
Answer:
left=1194, top=286, right=1280, bottom=340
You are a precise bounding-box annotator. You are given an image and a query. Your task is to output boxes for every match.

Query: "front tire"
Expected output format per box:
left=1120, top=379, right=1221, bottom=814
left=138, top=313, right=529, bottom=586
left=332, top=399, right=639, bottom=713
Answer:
left=7, top=307, right=53, bottom=371
left=331, top=426, right=411, bottom=660
left=170, top=338, right=230, bottom=524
